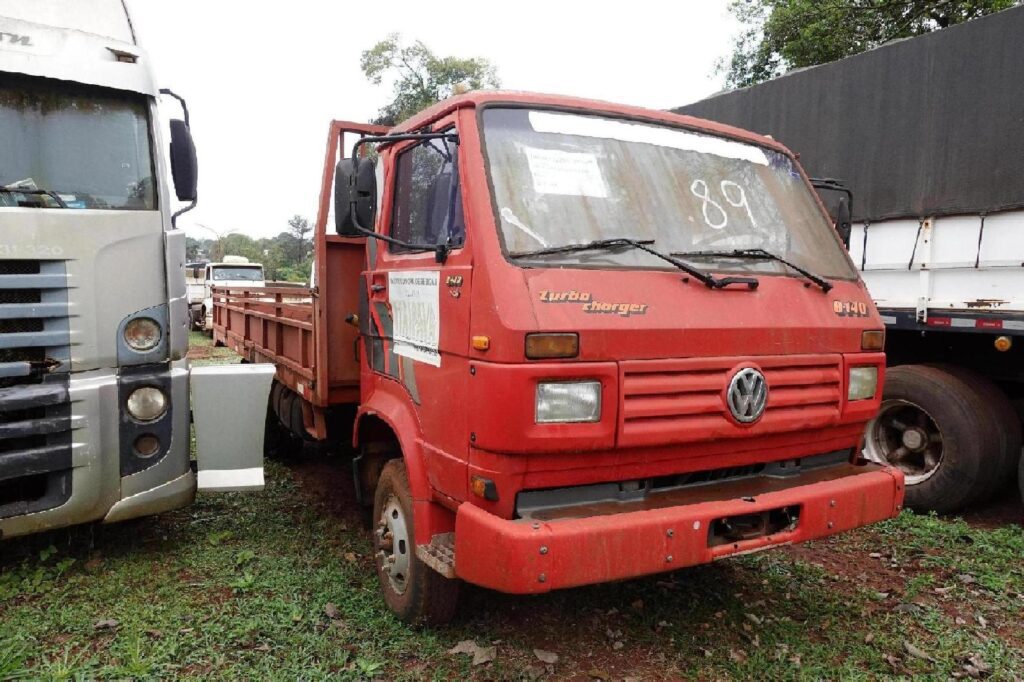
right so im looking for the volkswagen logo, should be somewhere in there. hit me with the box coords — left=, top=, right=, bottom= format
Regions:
left=727, top=367, right=768, bottom=423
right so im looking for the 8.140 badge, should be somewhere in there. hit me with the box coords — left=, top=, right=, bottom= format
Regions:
left=833, top=300, right=869, bottom=317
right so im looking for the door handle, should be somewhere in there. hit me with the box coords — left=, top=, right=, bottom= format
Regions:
left=369, top=274, right=388, bottom=300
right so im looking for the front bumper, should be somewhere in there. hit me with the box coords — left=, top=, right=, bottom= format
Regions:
left=453, top=464, right=903, bottom=594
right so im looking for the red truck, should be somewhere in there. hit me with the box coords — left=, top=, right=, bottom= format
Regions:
left=213, top=92, right=904, bottom=624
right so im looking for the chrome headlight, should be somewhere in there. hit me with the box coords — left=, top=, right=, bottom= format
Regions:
left=126, top=386, right=168, bottom=421
left=124, top=317, right=162, bottom=351
left=535, top=381, right=601, bottom=424
left=848, top=366, right=878, bottom=401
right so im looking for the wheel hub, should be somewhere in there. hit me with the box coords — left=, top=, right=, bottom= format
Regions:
left=376, top=495, right=410, bottom=595
left=901, top=427, right=927, bottom=451
left=864, top=399, right=944, bottom=485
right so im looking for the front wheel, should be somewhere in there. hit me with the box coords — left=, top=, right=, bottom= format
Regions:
left=372, top=460, right=459, bottom=625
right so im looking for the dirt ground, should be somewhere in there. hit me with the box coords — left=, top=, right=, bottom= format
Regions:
left=282, top=446, right=1024, bottom=679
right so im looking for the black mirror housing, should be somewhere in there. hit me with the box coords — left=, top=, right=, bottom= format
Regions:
left=836, top=196, right=853, bottom=248
left=168, top=119, right=198, bottom=202
left=335, top=157, right=376, bottom=236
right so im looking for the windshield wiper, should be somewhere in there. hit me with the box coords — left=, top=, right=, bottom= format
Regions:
left=510, top=238, right=757, bottom=290
left=670, top=248, right=833, bottom=293
left=509, top=237, right=654, bottom=259
left=0, top=187, right=68, bottom=208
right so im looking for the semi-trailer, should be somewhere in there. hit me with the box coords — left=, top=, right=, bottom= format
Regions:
left=676, top=5, right=1024, bottom=513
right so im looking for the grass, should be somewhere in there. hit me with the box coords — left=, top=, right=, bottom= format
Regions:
left=0, top=334, right=1021, bottom=679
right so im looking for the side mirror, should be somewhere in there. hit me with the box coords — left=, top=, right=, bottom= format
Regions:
left=335, top=157, right=376, bottom=236
left=168, top=119, right=198, bottom=202
left=836, top=196, right=852, bottom=248
left=810, top=177, right=854, bottom=250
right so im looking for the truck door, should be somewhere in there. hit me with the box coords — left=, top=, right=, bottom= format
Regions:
left=364, top=126, right=473, bottom=493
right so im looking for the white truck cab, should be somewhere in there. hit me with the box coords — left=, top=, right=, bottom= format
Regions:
left=0, top=0, right=273, bottom=539
left=186, top=256, right=265, bottom=331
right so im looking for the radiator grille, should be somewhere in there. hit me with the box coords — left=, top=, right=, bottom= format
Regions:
left=619, top=355, right=843, bottom=447
left=0, top=319, right=44, bottom=335
left=0, top=260, right=41, bottom=275
left=0, top=260, right=73, bottom=518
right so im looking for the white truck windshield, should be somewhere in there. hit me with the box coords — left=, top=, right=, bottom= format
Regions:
left=212, top=267, right=263, bottom=282
left=0, top=75, right=155, bottom=210
left=482, top=108, right=856, bottom=279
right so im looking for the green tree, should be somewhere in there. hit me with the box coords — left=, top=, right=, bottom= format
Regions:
left=285, top=215, right=312, bottom=262
left=360, top=34, right=500, bottom=126
left=723, top=0, right=1018, bottom=88
left=210, top=233, right=261, bottom=264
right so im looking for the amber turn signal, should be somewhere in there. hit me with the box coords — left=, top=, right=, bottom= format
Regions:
left=470, top=476, right=498, bottom=501
left=525, top=332, right=579, bottom=359
left=995, top=335, right=1012, bottom=352
left=471, top=335, right=490, bottom=351
left=861, top=330, right=885, bottom=351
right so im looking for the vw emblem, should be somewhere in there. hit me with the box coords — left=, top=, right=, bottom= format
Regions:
left=727, top=367, right=768, bottom=423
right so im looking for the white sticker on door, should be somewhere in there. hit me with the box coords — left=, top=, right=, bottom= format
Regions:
left=525, top=147, right=608, bottom=197
left=388, top=271, right=441, bottom=367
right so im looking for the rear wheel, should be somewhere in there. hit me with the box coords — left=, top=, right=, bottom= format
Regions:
left=926, top=364, right=1021, bottom=499
left=865, top=365, right=1002, bottom=513
left=264, top=409, right=301, bottom=459
left=372, top=460, right=459, bottom=625
left=1019, top=452, right=1024, bottom=508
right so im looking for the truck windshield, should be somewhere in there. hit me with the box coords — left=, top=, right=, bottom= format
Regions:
left=481, top=108, right=857, bottom=279
left=212, top=267, right=263, bottom=281
left=0, top=75, right=155, bottom=210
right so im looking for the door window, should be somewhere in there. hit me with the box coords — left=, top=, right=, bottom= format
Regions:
left=389, top=136, right=465, bottom=253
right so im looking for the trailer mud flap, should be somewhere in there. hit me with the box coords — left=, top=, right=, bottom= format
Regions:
left=190, top=364, right=275, bottom=491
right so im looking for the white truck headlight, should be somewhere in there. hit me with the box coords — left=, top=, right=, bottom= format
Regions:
left=535, top=381, right=601, bottom=423
left=124, top=317, right=162, bottom=351
left=848, top=366, right=878, bottom=401
left=126, top=386, right=168, bottom=421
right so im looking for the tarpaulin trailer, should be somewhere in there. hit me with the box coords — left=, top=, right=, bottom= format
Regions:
left=675, top=5, right=1024, bottom=512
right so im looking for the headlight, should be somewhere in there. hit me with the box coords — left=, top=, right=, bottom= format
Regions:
left=535, top=381, right=601, bottom=423
left=124, top=317, right=162, bottom=351
left=848, top=366, right=878, bottom=401
left=126, top=386, right=168, bottom=421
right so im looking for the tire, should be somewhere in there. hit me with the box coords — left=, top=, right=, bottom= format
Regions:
left=264, top=409, right=301, bottom=459
left=925, top=364, right=1021, bottom=499
left=864, top=365, right=1002, bottom=514
left=372, top=460, right=459, bottom=625
left=1019, top=452, right=1023, bottom=507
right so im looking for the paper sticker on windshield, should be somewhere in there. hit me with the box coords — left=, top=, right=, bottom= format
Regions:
left=525, top=147, right=608, bottom=198
left=389, top=271, right=441, bottom=367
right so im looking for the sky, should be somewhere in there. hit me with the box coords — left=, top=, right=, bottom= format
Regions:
left=125, top=1, right=741, bottom=240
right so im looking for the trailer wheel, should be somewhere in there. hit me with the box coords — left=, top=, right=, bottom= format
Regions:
left=864, top=365, right=1000, bottom=513
left=925, top=364, right=1021, bottom=499
left=372, top=460, right=459, bottom=625
left=1019, top=452, right=1024, bottom=507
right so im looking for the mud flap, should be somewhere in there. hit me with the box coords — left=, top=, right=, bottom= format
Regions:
left=190, top=364, right=275, bottom=491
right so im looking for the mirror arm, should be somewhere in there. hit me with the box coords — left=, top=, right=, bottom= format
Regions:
left=349, top=205, right=450, bottom=263
left=170, top=199, right=196, bottom=229
left=350, top=131, right=459, bottom=167
left=159, top=88, right=191, bottom=127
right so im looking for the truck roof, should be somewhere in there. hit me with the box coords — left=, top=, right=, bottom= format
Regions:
left=0, top=0, right=134, bottom=43
left=389, top=90, right=796, bottom=159
left=0, top=0, right=154, bottom=95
